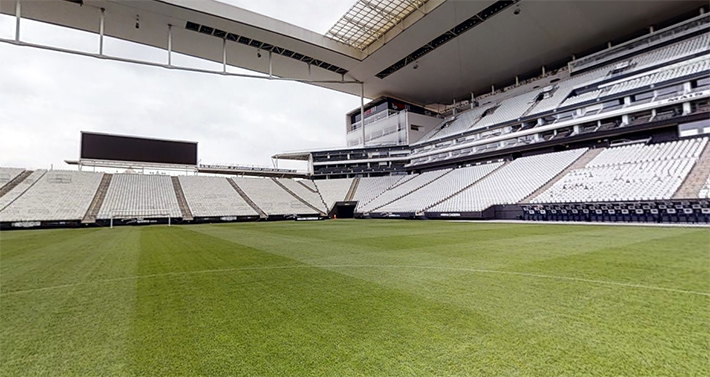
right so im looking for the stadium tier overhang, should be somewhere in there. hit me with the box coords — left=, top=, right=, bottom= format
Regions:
left=0, top=0, right=705, bottom=108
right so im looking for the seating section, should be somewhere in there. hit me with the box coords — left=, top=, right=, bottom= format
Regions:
left=314, top=178, right=353, bottom=211
left=429, top=148, right=588, bottom=212
left=604, top=57, right=709, bottom=97
left=98, top=174, right=182, bottom=219
left=631, top=32, right=710, bottom=71
left=179, top=176, right=258, bottom=217
left=424, top=104, right=496, bottom=141
left=232, top=177, right=315, bottom=215
left=275, top=178, right=327, bottom=211
left=699, top=175, right=710, bottom=199
left=377, top=162, right=504, bottom=213
left=532, top=138, right=708, bottom=203
left=474, top=91, right=539, bottom=129
left=352, top=176, right=405, bottom=208
left=0, top=168, right=25, bottom=187
left=0, top=171, right=103, bottom=222
left=358, top=170, right=452, bottom=213
left=0, top=170, right=46, bottom=211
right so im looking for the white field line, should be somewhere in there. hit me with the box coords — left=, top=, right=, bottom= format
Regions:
left=2, top=264, right=709, bottom=298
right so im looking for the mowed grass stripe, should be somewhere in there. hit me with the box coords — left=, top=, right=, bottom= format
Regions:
left=1, top=227, right=142, bottom=377
left=0, top=221, right=708, bottom=376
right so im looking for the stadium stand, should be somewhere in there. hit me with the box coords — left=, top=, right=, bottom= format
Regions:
left=97, top=174, right=182, bottom=219
left=82, top=174, right=112, bottom=223
left=232, top=177, right=317, bottom=216
left=0, top=171, right=103, bottom=222
left=428, top=149, right=588, bottom=213
left=351, top=175, right=407, bottom=209
left=376, top=162, right=504, bottom=213
left=0, top=170, right=46, bottom=211
left=179, top=176, right=258, bottom=217
left=532, top=138, right=707, bottom=203
left=358, top=169, right=452, bottom=213
left=274, top=178, right=327, bottom=212
left=313, top=178, right=354, bottom=211
left=0, top=168, right=25, bottom=188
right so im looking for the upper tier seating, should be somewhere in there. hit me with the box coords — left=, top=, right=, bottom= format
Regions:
left=0, top=168, right=25, bottom=187
left=275, top=178, right=327, bottom=212
left=423, top=104, right=496, bottom=141
left=377, top=162, right=504, bottom=213
left=631, top=32, right=710, bottom=71
left=603, top=57, right=709, bottom=98
left=0, top=171, right=103, bottom=222
left=313, top=178, right=353, bottom=211
left=232, top=177, right=315, bottom=215
left=352, top=175, right=406, bottom=208
left=358, top=169, right=451, bottom=213
left=429, top=148, right=588, bottom=212
left=532, top=138, right=708, bottom=203
left=179, top=176, right=258, bottom=217
left=0, top=170, right=46, bottom=211
left=97, top=174, right=182, bottom=219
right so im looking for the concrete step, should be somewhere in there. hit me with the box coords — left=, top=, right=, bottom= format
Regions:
left=674, top=139, right=710, bottom=199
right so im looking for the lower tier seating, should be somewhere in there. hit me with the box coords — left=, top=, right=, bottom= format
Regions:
left=532, top=138, right=707, bottom=203
left=98, top=174, right=182, bottom=219
left=0, top=171, right=103, bottom=222
left=428, top=148, right=588, bottom=212
left=232, top=177, right=316, bottom=216
left=179, top=176, right=258, bottom=217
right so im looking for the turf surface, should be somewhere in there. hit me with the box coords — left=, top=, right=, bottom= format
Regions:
left=1, top=220, right=708, bottom=376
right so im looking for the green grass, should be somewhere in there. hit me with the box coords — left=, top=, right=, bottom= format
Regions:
left=1, top=220, right=708, bottom=376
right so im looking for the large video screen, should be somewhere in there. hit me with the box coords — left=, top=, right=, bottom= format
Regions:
left=81, top=132, right=197, bottom=165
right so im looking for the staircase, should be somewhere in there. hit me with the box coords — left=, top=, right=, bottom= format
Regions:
left=82, top=174, right=112, bottom=224
left=674, top=141, right=710, bottom=199
left=227, top=178, right=267, bottom=218
left=0, top=170, right=32, bottom=198
left=171, top=176, right=194, bottom=221
left=272, top=178, right=326, bottom=216
left=422, top=162, right=507, bottom=211
left=520, top=147, right=605, bottom=203
left=297, top=180, right=318, bottom=193
left=344, top=178, right=360, bottom=201
left=310, top=180, right=330, bottom=211
left=367, top=170, right=454, bottom=213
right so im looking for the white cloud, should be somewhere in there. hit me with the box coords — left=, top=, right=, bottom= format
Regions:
left=0, top=1, right=361, bottom=171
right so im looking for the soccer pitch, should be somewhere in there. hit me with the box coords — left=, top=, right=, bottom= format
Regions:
left=1, top=220, right=708, bottom=376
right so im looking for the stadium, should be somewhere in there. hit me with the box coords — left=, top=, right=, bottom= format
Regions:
left=1, top=0, right=709, bottom=376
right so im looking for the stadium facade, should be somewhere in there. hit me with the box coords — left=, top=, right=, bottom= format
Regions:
left=0, top=0, right=709, bottom=228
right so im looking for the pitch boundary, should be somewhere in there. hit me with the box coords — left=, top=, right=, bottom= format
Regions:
left=3, top=264, right=708, bottom=298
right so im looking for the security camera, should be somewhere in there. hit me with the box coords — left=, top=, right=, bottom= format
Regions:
left=513, top=7, right=521, bottom=15
left=413, top=63, right=419, bottom=69
left=257, top=50, right=262, bottom=58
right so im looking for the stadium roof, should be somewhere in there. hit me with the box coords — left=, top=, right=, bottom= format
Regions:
left=325, top=0, right=429, bottom=51
left=1, top=0, right=705, bottom=107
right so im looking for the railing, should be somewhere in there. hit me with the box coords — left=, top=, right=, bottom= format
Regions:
left=199, top=164, right=297, bottom=173
left=570, top=13, right=710, bottom=73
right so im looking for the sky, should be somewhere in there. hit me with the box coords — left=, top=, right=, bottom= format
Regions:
left=0, top=0, right=360, bottom=171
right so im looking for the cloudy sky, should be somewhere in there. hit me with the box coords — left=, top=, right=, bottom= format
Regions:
left=0, top=0, right=361, bottom=171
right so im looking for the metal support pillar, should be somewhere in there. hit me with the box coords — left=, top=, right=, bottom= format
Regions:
left=15, top=0, right=21, bottom=42
left=470, top=92, right=474, bottom=109
left=222, top=38, right=227, bottom=73
left=167, top=24, right=172, bottom=66
left=268, top=51, right=273, bottom=78
left=99, top=8, right=105, bottom=55
left=453, top=99, right=457, bottom=115
left=360, top=83, right=365, bottom=148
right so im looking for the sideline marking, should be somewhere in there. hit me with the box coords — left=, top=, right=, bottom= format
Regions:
left=2, top=264, right=709, bottom=297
